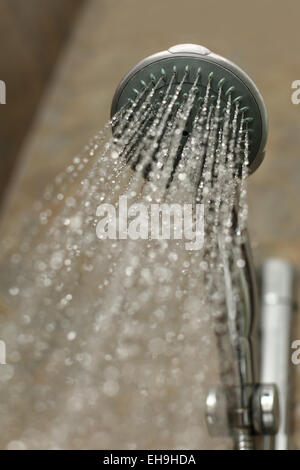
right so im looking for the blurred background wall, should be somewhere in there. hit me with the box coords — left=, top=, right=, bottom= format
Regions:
left=0, top=0, right=83, bottom=204
left=0, top=0, right=299, bottom=447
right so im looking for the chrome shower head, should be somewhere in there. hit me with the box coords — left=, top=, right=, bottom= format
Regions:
left=111, top=44, right=268, bottom=174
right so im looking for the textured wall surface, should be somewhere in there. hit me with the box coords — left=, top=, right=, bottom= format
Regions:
left=0, top=0, right=299, bottom=449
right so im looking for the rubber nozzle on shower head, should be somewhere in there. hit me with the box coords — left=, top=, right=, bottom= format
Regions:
left=111, top=44, right=268, bottom=174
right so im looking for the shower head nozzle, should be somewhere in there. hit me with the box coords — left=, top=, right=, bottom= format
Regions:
left=111, top=44, right=268, bottom=174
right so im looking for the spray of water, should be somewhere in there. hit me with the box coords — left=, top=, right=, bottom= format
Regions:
left=0, top=75, right=249, bottom=449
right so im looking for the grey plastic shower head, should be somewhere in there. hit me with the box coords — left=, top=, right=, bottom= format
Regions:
left=111, top=44, right=268, bottom=174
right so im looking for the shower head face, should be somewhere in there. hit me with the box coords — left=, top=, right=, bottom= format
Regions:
left=111, top=44, right=268, bottom=174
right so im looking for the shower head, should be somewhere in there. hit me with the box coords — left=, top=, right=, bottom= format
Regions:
left=111, top=44, right=268, bottom=174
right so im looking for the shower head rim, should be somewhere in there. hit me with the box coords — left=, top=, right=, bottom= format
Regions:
left=111, top=44, right=268, bottom=174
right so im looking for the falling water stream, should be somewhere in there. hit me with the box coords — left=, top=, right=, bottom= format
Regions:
left=0, top=72, right=249, bottom=449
